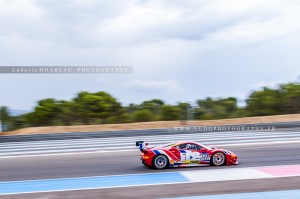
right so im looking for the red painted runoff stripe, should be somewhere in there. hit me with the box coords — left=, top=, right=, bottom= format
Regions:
left=257, top=165, right=300, bottom=177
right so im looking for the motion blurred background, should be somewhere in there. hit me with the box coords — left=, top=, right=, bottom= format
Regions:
left=1, top=83, right=300, bottom=131
left=1, top=1, right=300, bottom=199
left=0, top=0, right=300, bottom=132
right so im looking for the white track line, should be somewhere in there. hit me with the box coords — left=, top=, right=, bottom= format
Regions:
left=1, top=131, right=299, bottom=147
left=1, top=136, right=300, bottom=154
left=1, top=139, right=300, bottom=159
left=1, top=131, right=300, bottom=150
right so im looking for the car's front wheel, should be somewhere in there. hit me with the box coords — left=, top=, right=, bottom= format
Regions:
left=211, top=152, right=226, bottom=166
left=153, top=155, right=168, bottom=169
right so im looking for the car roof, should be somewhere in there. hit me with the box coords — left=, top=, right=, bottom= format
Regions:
left=172, top=141, right=201, bottom=146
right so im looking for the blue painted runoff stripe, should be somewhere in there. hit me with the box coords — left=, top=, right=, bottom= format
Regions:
left=161, top=189, right=300, bottom=199
left=0, top=172, right=188, bottom=195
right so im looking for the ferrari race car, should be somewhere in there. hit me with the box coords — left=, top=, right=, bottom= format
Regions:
left=136, top=141, right=238, bottom=169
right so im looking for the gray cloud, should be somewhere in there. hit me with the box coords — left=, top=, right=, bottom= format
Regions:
left=0, top=0, right=300, bottom=109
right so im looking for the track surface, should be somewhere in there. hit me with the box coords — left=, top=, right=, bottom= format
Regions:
left=1, top=143, right=300, bottom=181
left=2, top=130, right=300, bottom=157
left=2, top=177, right=299, bottom=199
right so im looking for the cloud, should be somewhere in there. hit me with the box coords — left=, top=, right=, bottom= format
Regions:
left=1, top=0, right=300, bottom=109
left=127, top=79, right=180, bottom=93
left=252, top=80, right=290, bottom=90
left=3, top=0, right=299, bottom=48
left=204, top=16, right=300, bottom=47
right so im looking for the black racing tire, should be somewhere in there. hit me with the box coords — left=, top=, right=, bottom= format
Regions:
left=210, top=152, right=226, bottom=166
left=152, top=155, right=169, bottom=169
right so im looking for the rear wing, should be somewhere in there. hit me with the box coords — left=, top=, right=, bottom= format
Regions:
left=136, top=141, right=147, bottom=151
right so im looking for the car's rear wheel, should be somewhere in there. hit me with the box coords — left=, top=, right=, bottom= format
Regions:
left=153, top=155, right=168, bottom=169
left=211, top=152, right=226, bottom=166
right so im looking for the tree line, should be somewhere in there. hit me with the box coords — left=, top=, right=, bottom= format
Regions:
left=1, top=82, right=299, bottom=131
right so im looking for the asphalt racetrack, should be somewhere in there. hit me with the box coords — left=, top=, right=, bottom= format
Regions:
left=1, top=142, right=300, bottom=198
left=1, top=143, right=300, bottom=181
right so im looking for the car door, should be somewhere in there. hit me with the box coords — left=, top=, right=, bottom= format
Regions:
left=185, top=143, right=202, bottom=164
left=194, top=145, right=210, bottom=164
left=176, top=143, right=197, bottom=164
left=177, top=143, right=210, bottom=164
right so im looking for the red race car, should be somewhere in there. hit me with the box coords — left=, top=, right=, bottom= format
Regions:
left=136, top=141, right=238, bottom=169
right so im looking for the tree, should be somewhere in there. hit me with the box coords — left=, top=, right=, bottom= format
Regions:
left=0, top=106, right=10, bottom=131
left=54, top=100, right=77, bottom=125
left=117, top=112, right=132, bottom=123
left=0, top=106, right=10, bottom=123
left=73, top=91, right=122, bottom=124
left=132, top=110, right=154, bottom=122
left=195, top=97, right=238, bottom=119
left=245, top=83, right=300, bottom=116
left=161, top=105, right=179, bottom=121
left=34, top=98, right=61, bottom=126
left=280, top=83, right=300, bottom=114
left=126, top=103, right=140, bottom=114
left=140, top=99, right=165, bottom=115
left=5, top=81, right=300, bottom=130
left=23, top=112, right=38, bottom=127
left=177, top=102, right=190, bottom=121
left=246, top=87, right=282, bottom=116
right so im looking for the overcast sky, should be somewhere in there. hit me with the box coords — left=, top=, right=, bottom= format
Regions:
left=0, top=0, right=300, bottom=110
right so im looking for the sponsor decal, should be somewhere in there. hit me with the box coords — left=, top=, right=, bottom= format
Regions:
left=164, top=150, right=180, bottom=161
left=180, top=151, right=210, bottom=162
left=200, top=153, right=210, bottom=161
left=184, top=160, right=191, bottom=164
left=153, top=150, right=160, bottom=155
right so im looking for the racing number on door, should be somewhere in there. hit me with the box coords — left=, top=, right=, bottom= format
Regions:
left=180, top=151, right=209, bottom=162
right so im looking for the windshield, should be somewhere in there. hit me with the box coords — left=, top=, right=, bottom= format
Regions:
left=163, top=142, right=177, bottom=147
left=203, top=145, right=212, bottom=150
left=163, top=142, right=213, bottom=150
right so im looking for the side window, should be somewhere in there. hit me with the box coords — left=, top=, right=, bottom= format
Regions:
left=195, top=144, right=202, bottom=150
left=186, top=144, right=201, bottom=150
left=178, top=144, right=187, bottom=149
left=176, top=143, right=201, bottom=150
